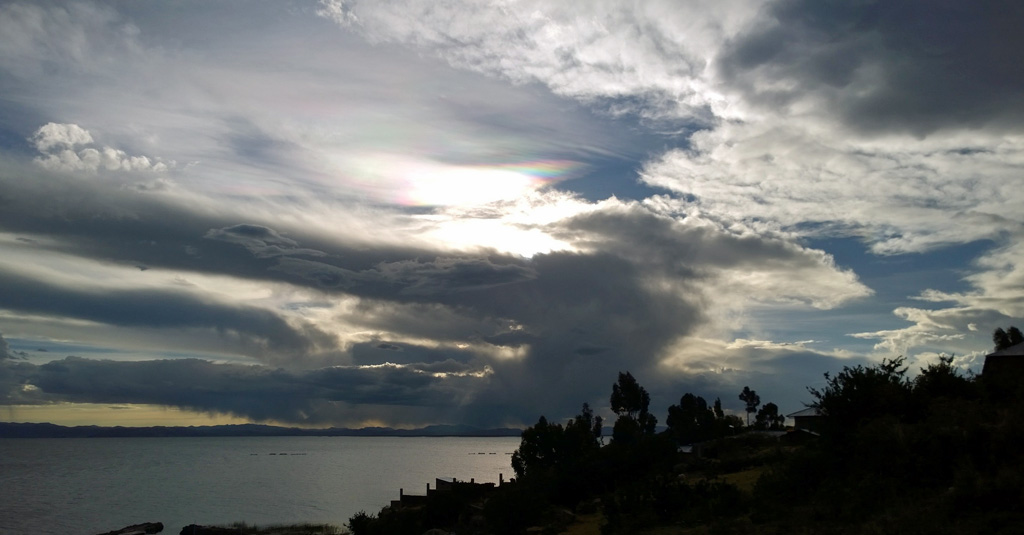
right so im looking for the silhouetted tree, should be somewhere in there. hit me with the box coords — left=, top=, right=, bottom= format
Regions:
left=993, top=326, right=1024, bottom=350
left=564, top=402, right=603, bottom=447
left=713, top=397, right=725, bottom=420
left=739, top=386, right=760, bottom=426
left=914, top=354, right=976, bottom=400
left=511, top=402, right=604, bottom=482
left=809, top=356, right=913, bottom=436
left=666, top=393, right=716, bottom=444
left=754, top=402, right=785, bottom=430
left=511, top=415, right=563, bottom=480
left=610, top=371, right=657, bottom=444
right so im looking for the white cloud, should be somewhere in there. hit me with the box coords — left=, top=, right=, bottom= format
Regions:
left=319, top=0, right=758, bottom=124
left=641, top=124, right=1024, bottom=254
left=30, top=122, right=94, bottom=151
left=852, top=239, right=1024, bottom=359
left=31, top=123, right=172, bottom=173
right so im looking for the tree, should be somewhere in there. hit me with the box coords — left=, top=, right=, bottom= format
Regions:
left=563, top=402, right=603, bottom=451
left=610, top=371, right=657, bottom=444
left=511, top=403, right=604, bottom=481
left=809, top=356, right=913, bottom=435
left=993, top=326, right=1024, bottom=351
left=511, top=415, right=564, bottom=480
left=739, top=386, right=760, bottom=426
left=914, top=354, right=975, bottom=400
left=754, top=402, right=785, bottom=430
left=666, top=393, right=716, bottom=444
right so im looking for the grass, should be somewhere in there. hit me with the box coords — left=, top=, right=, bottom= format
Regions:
left=718, top=466, right=766, bottom=493
left=560, top=512, right=603, bottom=535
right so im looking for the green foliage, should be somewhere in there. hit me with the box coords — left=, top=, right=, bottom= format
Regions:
left=511, top=404, right=602, bottom=480
left=738, top=387, right=760, bottom=426
left=751, top=353, right=1024, bottom=533
left=610, top=371, right=657, bottom=445
left=666, top=393, right=742, bottom=444
left=352, top=361, right=1024, bottom=535
left=346, top=511, right=378, bottom=535
left=753, top=402, right=784, bottom=430
left=482, top=481, right=546, bottom=535
left=511, top=415, right=563, bottom=480
left=809, top=356, right=913, bottom=436
left=666, top=393, right=715, bottom=444
left=993, top=326, right=1024, bottom=350
left=510, top=404, right=604, bottom=507
left=915, top=354, right=977, bottom=400
left=601, top=476, right=748, bottom=535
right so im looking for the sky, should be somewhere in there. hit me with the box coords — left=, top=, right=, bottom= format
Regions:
left=1, top=0, right=1022, bottom=429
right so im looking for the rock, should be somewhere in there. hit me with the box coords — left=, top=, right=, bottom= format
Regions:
left=96, top=522, right=164, bottom=535
left=178, top=525, right=241, bottom=535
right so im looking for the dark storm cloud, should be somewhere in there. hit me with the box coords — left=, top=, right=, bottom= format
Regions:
left=0, top=163, right=704, bottom=422
left=553, top=204, right=826, bottom=273
left=7, top=356, right=484, bottom=424
left=0, top=158, right=872, bottom=425
left=269, top=255, right=537, bottom=296
left=0, top=269, right=334, bottom=360
left=205, top=224, right=327, bottom=259
left=349, top=340, right=475, bottom=367
left=373, top=257, right=537, bottom=296
left=719, top=0, right=1024, bottom=135
left=0, top=163, right=534, bottom=301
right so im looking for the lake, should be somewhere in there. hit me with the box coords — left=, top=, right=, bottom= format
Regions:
left=0, top=436, right=521, bottom=535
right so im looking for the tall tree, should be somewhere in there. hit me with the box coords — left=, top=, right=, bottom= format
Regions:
left=610, top=371, right=657, bottom=444
left=564, top=402, right=603, bottom=451
left=754, top=402, right=785, bottom=430
left=666, top=393, right=716, bottom=444
left=993, top=326, right=1024, bottom=350
left=739, top=386, right=761, bottom=426
left=511, top=415, right=563, bottom=480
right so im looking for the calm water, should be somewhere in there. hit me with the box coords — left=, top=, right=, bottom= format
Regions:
left=0, top=436, right=520, bottom=535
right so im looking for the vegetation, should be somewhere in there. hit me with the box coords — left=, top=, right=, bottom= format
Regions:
left=182, top=523, right=344, bottom=535
left=348, top=326, right=1024, bottom=535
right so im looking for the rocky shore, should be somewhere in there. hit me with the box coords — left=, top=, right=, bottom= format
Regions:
left=96, top=523, right=164, bottom=535
left=96, top=522, right=342, bottom=535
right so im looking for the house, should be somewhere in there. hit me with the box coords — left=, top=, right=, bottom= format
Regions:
left=982, top=341, right=1024, bottom=377
left=390, top=477, right=499, bottom=509
left=786, top=407, right=823, bottom=433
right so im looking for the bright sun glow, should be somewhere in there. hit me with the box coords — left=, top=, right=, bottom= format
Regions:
left=403, top=167, right=539, bottom=206
left=332, top=153, right=586, bottom=207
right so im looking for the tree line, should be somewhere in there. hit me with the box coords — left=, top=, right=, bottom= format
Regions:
left=349, top=326, right=1024, bottom=534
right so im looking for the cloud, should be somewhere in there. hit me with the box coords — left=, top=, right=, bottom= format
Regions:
left=2, top=1, right=1022, bottom=429
left=0, top=266, right=338, bottom=366
left=0, top=150, right=882, bottom=424
left=0, top=332, right=12, bottom=360
left=0, top=1, right=140, bottom=79
left=849, top=238, right=1024, bottom=360
left=318, top=0, right=751, bottom=127
left=30, top=123, right=173, bottom=173
left=205, top=224, right=327, bottom=259
left=551, top=200, right=871, bottom=308
left=640, top=123, right=1024, bottom=255
left=8, top=356, right=489, bottom=426
left=716, top=0, right=1024, bottom=136
left=30, top=123, right=94, bottom=151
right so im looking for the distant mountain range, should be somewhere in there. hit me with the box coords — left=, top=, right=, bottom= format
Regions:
left=0, top=421, right=524, bottom=439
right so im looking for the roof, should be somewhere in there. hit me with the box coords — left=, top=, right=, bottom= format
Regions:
left=786, top=407, right=822, bottom=418
left=987, top=341, right=1024, bottom=358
